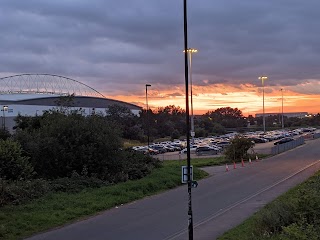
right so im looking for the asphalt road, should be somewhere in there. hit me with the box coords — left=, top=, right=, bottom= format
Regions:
left=26, top=138, right=320, bottom=240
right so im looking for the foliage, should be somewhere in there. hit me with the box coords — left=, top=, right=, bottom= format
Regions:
left=0, top=178, right=50, bottom=207
left=0, top=129, right=11, bottom=140
left=0, top=139, right=34, bottom=180
left=170, top=129, right=180, bottom=141
left=106, top=104, right=142, bottom=140
left=280, top=220, right=318, bottom=240
left=14, top=110, right=123, bottom=180
left=0, top=175, right=108, bottom=207
left=224, top=135, right=255, bottom=162
left=0, top=161, right=208, bottom=240
left=142, top=105, right=186, bottom=140
left=205, top=107, right=246, bottom=128
left=218, top=171, right=320, bottom=240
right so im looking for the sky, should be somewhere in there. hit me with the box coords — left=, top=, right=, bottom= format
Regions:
left=1, top=0, right=320, bottom=116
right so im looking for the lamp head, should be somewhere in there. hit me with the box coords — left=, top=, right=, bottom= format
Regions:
left=146, top=84, right=151, bottom=87
left=258, top=76, right=268, bottom=81
left=183, top=48, right=198, bottom=53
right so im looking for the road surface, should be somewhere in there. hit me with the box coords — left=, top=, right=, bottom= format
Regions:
left=26, top=138, right=320, bottom=240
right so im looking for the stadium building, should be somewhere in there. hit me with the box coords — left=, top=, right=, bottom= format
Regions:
left=0, top=74, right=142, bottom=131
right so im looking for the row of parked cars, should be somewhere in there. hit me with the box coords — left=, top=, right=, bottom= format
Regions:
left=132, top=127, right=318, bottom=155
left=132, top=142, right=185, bottom=155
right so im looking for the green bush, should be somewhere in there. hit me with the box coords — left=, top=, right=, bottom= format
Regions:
left=0, top=129, right=11, bottom=140
left=280, top=220, right=318, bottom=240
left=14, top=111, right=123, bottom=180
left=49, top=174, right=108, bottom=193
left=0, top=178, right=49, bottom=206
left=253, top=199, right=296, bottom=236
left=0, top=176, right=108, bottom=207
left=224, top=135, right=254, bottom=162
left=0, top=139, right=34, bottom=180
left=122, top=150, right=161, bottom=180
left=252, top=172, right=320, bottom=239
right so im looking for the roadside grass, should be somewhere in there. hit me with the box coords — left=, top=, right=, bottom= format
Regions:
left=0, top=158, right=212, bottom=240
left=218, top=170, right=320, bottom=240
left=0, top=155, right=269, bottom=240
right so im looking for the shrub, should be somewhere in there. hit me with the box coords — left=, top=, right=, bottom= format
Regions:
left=0, top=139, right=34, bottom=180
left=14, top=111, right=123, bottom=180
left=0, top=178, right=49, bottom=206
left=224, top=135, right=254, bottom=162
left=280, top=220, right=318, bottom=240
left=0, top=176, right=108, bottom=207
left=253, top=199, right=296, bottom=236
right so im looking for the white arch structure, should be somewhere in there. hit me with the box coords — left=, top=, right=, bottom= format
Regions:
left=0, top=74, right=106, bottom=98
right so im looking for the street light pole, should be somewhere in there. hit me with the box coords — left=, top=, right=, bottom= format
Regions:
left=146, top=84, right=151, bottom=149
left=258, top=76, right=268, bottom=133
left=184, top=48, right=198, bottom=145
left=2, top=106, right=8, bottom=130
left=183, top=1, right=194, bottom=239
left=281, top=88, right=284, bottom=129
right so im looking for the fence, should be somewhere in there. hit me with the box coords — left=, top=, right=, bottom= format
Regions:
left=271, top=137, right=304, bottom=155
left=313, top=133, right=320, bottom=139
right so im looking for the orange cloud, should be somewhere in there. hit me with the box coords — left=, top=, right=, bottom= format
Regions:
left=108, top=82, right=320, bottom=116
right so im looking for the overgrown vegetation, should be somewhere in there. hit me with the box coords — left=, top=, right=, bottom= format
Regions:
left=218, top=171, right=320, bottom=240
left=1, top=101, right=161, bottom=207
left=0, top=159, right=213, bottom=240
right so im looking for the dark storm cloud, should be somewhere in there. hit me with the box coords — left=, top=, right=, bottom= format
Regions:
left=1, top=0, right=320, bottom=95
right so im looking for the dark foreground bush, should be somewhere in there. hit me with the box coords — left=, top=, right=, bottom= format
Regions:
left=0, top=176, right=108, bottom=207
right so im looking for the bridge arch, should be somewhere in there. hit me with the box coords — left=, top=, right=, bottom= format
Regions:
left=0, top=73, right=106, bottom=98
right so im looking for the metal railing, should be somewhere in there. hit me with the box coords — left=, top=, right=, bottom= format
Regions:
left=313, top=133, right=320, bottom=139
left=271, top=137, right=304, bottom=155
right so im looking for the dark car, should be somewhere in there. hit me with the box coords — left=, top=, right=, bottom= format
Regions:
left=195, top=146, right=218, bottom=156
left=274, top=137, right=294, bottom=145
left=150, top=145, right=167, bottom=154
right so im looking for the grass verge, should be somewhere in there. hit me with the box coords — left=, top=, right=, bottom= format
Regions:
left=0, top=157, right=225, bottom=240
left=218, top=170, right=320, bottom=240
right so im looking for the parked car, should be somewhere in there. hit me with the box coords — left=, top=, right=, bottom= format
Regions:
left=195, top=146, right=218, bottom=156
left=249, top=137, right=268, bottom=143
left=180, top=145, right=198, bottom=154
left=274, top=137, right=294, bottom=145
left=150, top=145, right=167, bottom=154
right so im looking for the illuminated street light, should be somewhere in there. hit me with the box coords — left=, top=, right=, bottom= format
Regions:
left=258, top=76, right=268, bottom=132
left=280, top=88, right=284, bottom=129
left=183, top=48, right=198, bottom=145
left=183, top=1, right=194, bottom=239
left=2, top=105, right=8, bottom=130
left=145, top=84, right=151, bottom=149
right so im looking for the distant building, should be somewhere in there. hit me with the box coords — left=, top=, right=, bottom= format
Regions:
left=0, top=74, right=142, bottom=132
left=255, top=112, right=308, bottom=118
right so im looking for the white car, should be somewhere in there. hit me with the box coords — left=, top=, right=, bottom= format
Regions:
left=180, top=145, right=198, bottom=154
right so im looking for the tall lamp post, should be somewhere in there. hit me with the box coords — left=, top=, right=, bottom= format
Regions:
left=183, top=0, right=194, bottom=239
left=2, top=105, right=8, bottom=130
left=145, top=84, right=151, bottom=149
left=258, top=76, right=268, bottom=133
left=184, top=48, right=198, bottom=145
left=281, top=88, right=284, bottom=129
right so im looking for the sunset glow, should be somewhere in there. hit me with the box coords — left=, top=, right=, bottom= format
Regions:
left=110, top=81, right=320, bottom=117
